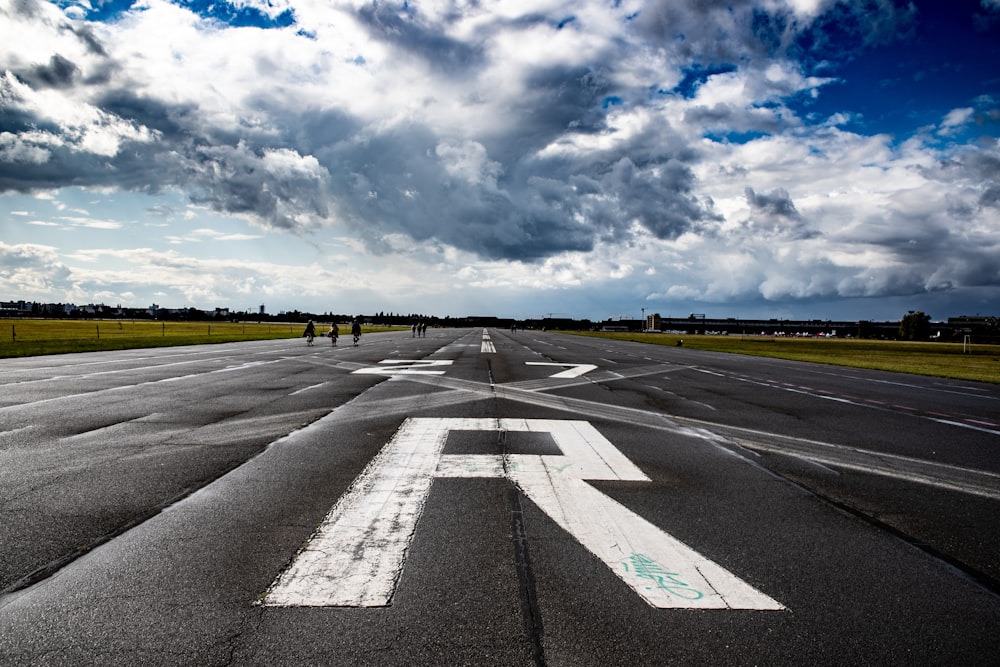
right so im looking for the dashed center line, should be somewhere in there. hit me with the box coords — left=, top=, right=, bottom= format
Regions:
left=481, top=328, right=496, bottom=354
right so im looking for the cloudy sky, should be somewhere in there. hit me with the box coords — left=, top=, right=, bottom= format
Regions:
left=1, top=0, right=998, bottom=321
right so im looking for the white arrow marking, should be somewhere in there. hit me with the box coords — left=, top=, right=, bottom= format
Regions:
left=525, top=361, right=598, bottom=378
left=262, top=418, right=783, bottom=610
left=352, top=360, right=453, bottom=375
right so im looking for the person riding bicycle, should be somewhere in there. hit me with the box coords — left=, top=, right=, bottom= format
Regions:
left=351, top=319, right=362, bottom=346
left=303, top=320, right=316, bottom=346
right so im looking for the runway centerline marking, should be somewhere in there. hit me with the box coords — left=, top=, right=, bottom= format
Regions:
left=481, top=328, right=496, bottom=354
left=261, top=417, right=783, bottom=611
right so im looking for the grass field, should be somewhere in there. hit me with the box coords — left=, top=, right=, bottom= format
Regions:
left=561, top=331, right=1000, bottom=384
left=0, top=319, right=395, bottom=358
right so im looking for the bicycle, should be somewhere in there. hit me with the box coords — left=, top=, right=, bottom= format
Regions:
left=350, top=320, right=361, bottom=346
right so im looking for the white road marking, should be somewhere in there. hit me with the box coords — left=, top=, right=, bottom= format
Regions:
left=352, top=360, right=454, bottom=376
left=481, top=328, right=496, bottom=353
left=525, top=362, right=598, bottom=378
left=263, top=417, right=455, bottom=607
left=262, top=418, right=783, bottom=610
left=290, top=382, right=327, bottom=395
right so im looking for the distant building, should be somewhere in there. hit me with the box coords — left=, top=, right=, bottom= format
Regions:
left=0, top=300, right=32, bottom=316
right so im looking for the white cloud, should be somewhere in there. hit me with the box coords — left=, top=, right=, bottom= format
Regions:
left=939, top=107, right=975, bottom=136
left=60, top=216, right=122, bottom=229
left=435, top=139, right=502, bottom=188
left=0, top=0, right=997, bottom=319
left=0, top=241, right=71, bottom=299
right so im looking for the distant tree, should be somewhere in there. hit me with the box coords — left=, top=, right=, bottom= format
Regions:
left=899, top=311, right=931, bottom=340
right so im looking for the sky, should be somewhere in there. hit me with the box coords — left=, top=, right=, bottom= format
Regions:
left=1, top=0, right=999, bottom=322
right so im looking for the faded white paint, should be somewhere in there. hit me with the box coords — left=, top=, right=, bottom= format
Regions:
left=525, top=361, right=598, bottom=378
left=481, top=329, right=496, bottom=353
left=263, top=417, right=459, bottom=607
left=352, top=360, right=453, bottom=375
left=262, top=418, right=783, bottom=610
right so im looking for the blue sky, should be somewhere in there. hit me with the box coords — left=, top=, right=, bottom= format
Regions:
left=1, top=0, right=998, bottom=321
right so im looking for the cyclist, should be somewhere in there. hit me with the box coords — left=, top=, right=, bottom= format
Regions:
left=303, top=320, right=316, bottom=346
left=351, top=319, right=362, bottom=346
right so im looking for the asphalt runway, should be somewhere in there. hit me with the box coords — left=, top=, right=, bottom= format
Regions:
left=1, top=328, right=998, bottom=665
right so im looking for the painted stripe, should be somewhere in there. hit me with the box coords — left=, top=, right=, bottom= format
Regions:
left=262, top=418, right=465, bottom=607
left=525, top=362, right=598, bottom=378
left=262, top=418, right=783, bottom=610
left=481, top=328, right=496, bottom=353
left=290, top=382, right=327, bottom=395
left=353, top=360, right=453, bottom=375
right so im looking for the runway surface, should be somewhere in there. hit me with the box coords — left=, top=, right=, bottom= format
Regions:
left=1, top=328, right=998, bottom=665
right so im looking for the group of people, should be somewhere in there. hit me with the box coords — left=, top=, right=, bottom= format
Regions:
left=304, top=318, right=437, bottom=347
left=303, top=319, right=362, bottom=346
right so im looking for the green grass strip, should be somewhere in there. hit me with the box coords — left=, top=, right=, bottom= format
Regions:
left=560, top=331, right=1000, bottom=384
left=0, top=320, right=400, bottom=358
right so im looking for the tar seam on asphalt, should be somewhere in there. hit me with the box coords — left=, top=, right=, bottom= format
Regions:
left=743, top=451, right=1000, bottom=602
left=0, top=483, right=201, bottom=598
left=500, top=430, right=546, bottom=666
left=817, top=492, right=1000, bottom=601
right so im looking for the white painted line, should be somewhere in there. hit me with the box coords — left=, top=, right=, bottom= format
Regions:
left=263, top=418, right=783, bottom=610
left=352, top=360, right=454, bottom=376
left=525, top=362, right=598, bottom=378
left=290, top=382, right=327, bottom=395
left=262, top=417, right=464, bottom=607
left=481, top=328, right=496, bottom=354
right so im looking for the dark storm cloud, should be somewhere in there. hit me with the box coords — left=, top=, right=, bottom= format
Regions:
left=182, top=141, right=331, bottom=230
left=356, top=1, right=485, bottom=74
left=0, top=0, right=739, bottom=262
left=65, top=20, right=108, bottom=56
left=745, top=186, right=800, bottom=219
left=334, top=132, right=714, bottom=260
left=24, top=53, right=79, bottom=88
left=317, top=124, right=596, bottom=260
left=589, top=157, right=717, bottom=240
left=96, top=89, right=198, bottom=138
left=634, top=0, right=766, bottom=61
left=744, top=187, right=818, bottom=240
left=924, top=147, right=1000, bottom=211
left=981, top=186, right=1000, bottom=208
